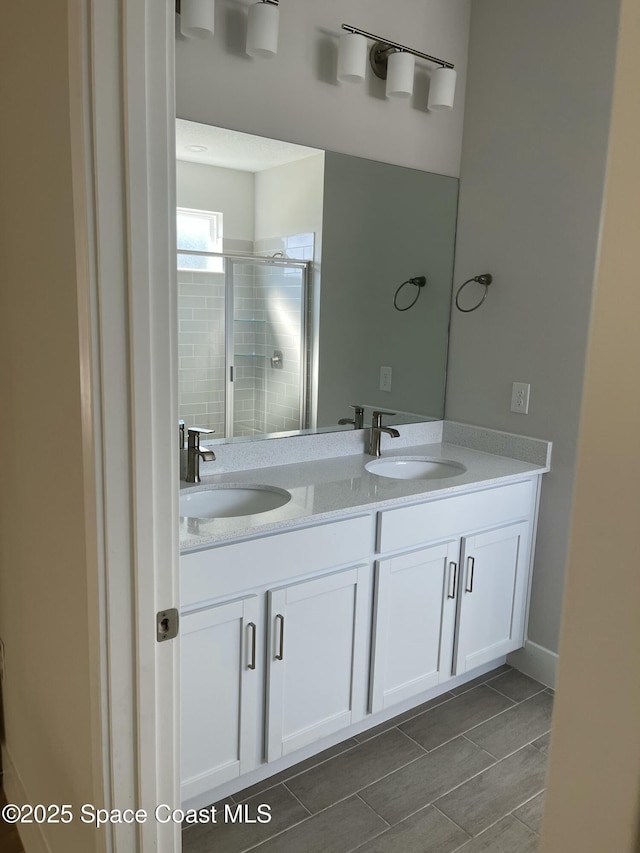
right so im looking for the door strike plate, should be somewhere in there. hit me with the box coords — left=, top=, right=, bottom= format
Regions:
left=157, top=608, right=179, bottom=642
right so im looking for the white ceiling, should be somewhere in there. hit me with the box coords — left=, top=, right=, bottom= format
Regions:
left=176, top=119, right=322, bottom=172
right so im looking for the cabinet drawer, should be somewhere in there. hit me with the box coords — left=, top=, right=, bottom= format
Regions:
left=377, top=480, right=535, bottom=554
left=181, top=514, right=371, bottom=607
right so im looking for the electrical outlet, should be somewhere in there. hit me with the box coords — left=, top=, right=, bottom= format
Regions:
left=379, top=366, right=393, bottom=392
left=511, top=382, right=531, bottom=414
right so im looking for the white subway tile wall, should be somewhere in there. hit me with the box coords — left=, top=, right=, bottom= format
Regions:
left=177, top=269, right=226, bottom=436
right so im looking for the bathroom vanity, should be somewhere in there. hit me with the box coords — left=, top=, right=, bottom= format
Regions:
left=178, top=422, right=551, bottom=809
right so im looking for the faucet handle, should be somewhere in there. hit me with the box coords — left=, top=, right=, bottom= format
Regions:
left=187, top=426, right=215, bottom=447
left=185, top=428, right=216, bottom=482
left=338, top=404, right=365, bottom=429
left=351, top=405, right=365, bottom=429
left=372, top=410, right=396, bottom=426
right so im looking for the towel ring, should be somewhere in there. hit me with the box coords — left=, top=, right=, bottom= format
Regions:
left=455, top=274, right=493, bottom=313
left=394, top=276, right=426, bottom=312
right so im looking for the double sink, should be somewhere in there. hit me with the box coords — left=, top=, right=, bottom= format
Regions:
left=179, top=457, right=466, bottom=521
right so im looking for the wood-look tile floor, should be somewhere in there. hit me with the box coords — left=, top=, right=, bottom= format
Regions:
left=183, top=666, right=552, bottom=853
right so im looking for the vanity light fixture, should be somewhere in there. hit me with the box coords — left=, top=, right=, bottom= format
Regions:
left=338, top=24, right=456, bottom=110
left=177, top=0, right=215, bottom=39
left=337, top=31, right=368, bottom=83
left=246, top=0, right=280, bottom=59
left=386, top=51, right=415, bottom=99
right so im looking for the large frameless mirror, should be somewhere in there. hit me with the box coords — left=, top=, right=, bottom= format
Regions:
left=176, top=120, right=459, bottom=443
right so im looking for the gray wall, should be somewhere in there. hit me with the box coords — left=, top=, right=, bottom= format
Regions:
left=446, top=0, right=620, bottom=653
left=319, top=152, right=458, bottom=426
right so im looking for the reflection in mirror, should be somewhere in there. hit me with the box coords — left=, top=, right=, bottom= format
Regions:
left=176, top=120, right=458, bottom=444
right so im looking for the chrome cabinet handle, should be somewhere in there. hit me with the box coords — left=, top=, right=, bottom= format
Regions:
left=275, top=614, right=284, bottom=660
left=447, top=561, right=458, bottom=599
left=465, top=556, right=475, bottom=593
left=247, top=622, right=257, bottom=670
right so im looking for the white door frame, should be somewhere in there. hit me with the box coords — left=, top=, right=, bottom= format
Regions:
left=85, top=0, right=179, bottom=849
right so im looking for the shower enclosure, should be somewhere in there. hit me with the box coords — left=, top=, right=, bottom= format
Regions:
left=177, top=251, right=310, bottom=439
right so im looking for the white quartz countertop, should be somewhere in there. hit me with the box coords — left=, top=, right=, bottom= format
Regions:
left=179, top=436, right=550, bottom=553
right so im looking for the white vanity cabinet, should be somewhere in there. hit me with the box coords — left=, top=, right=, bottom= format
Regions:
left=370, top=479, right=538, bottom=713
left=181, top=595, right=260, bottom=801
left=454, top=521, right=530, bottom=673
left=265, top=564, right=370, bottom=762
left=179, top=515, right=372, bottom=805
left=370, top=541, right=460, bottom=713
left=179, top=472, right=543, bottom=807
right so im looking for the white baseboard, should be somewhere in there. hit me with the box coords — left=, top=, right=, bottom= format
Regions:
left=508, top=640, right=559, bottom=688
left=1, top=745, right=51, bottom=853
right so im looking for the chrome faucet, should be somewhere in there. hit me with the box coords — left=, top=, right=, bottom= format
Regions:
left=368, top=410, right=400, bottom=457
left=186, top=427, right=216, bottom=483
left=338, top=404, right=365, bottom=429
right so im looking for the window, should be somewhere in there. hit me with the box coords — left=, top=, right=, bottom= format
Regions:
left=177, top=207, right=223, bottom=271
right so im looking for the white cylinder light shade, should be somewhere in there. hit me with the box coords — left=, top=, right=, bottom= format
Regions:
left=180, top=0, right=215, bottom=39
left=337, top=32, right=368, bottom=83
left=246, top=2, right=280, bottom=59
left=386, top=51, right=415, bottom=99
left=428, top=67, right=457, bottom=110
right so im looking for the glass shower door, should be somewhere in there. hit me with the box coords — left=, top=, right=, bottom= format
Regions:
left=225, top=257, right=309, bottom=438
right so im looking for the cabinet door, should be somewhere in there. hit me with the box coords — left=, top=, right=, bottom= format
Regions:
left=181, top=596, right=259, bottom=801
left=454, top=522, right=530, bottom=675
left=370, top=541, right=459, bottom=714
left=266, top=566, right=370, bottom=762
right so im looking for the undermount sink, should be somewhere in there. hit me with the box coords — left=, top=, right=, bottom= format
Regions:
left=366, top=456, right=466, bottom=481
left=180, top=485, right=291, bottom=519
